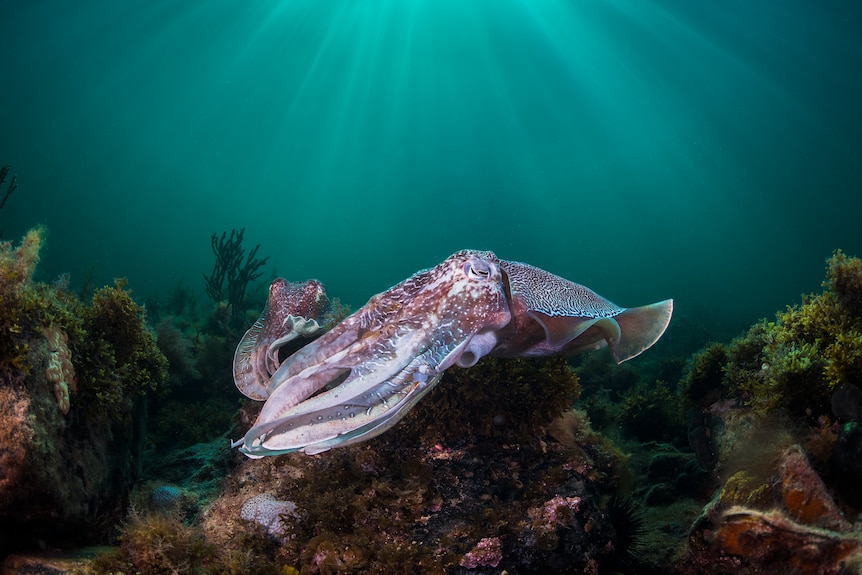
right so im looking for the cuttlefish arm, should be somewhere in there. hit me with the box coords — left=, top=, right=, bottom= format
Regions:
left=233, top=251, right=512, bottom=457
left=493, top=260, right=673, bottom=363
left=240, top=343, right=452, bottom=456
left=233, top=278, right=329, bottom=400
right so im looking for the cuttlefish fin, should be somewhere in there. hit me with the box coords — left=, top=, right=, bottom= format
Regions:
left=613, top=299, right=673, bottom=362
left=233, top=314, right=326, bottom=401
left=527, top=299, right=673, bottom=364
left=527, top=313, right=615, bottom=349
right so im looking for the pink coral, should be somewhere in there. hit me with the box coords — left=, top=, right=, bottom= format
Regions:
left=528, top=495, right=583, bottom=551
left=538, top=495, right=582, bottom=526
left=460, top=537, right=503, bottom=569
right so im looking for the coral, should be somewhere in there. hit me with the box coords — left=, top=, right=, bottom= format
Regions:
left=240, top=494, right=299, bottom=543
left=42, top=326, right=75, bottom=414
left=459, top=536, right=503, bottom=568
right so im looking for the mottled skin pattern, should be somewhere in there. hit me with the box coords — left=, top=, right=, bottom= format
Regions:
left=493, top=260, right=672, bottom=363
left=233, top=279, right=330, bottom=401
left=233, top=250, right=673, bottom=456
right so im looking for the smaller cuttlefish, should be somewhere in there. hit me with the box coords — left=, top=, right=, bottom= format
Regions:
left=232, top=250, right=673, bottom=457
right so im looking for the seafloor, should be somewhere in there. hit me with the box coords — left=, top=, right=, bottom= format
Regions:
left=2, top=227, right=862, bottom=575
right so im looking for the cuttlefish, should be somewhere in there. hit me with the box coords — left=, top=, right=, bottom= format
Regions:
left=232, top=250, right=672, bottom=457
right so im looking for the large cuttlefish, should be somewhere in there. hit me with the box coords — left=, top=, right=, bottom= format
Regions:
left=232, top=250, right=672, bottom=457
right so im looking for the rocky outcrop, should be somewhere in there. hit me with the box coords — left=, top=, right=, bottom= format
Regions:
left=0, top=332, right=144, bottom=554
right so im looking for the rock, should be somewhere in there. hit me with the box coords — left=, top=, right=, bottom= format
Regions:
left=778, top=445, right=850, bottom=532
left=683, top=444, right=860, bottom=574
left=0, top=336, right=143, bottom=553
left=831, top=421, right=862, bottom=507
left=646, top=451, right=691, bottom=484
left=2, top=547, right=109, bottom=575
left=644, top=483, right=677, bottom=506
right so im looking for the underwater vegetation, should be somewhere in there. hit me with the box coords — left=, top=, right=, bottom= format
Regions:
left=0, top=227, right=168, bottom=551
left=681, top=250, right=862, bottom=419
left=12, top=223, right=862, bottom=575
left=204, top=227, right=269, bottom=327
left=673, top=251, right=862, bottom=574
left=0, top=164, right=17, bottom=208
left=146, top=229, right=279, bottom=451
left=190, top=354, right=633, bottom=575
left=399, top=356, right=582, bottom=445
left=90, top=507, right=286, bottom=575
left=0, top=163, right=18, bottom=237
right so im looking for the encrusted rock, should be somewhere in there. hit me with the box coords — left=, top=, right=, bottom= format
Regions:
left=778, top=444, right=850, bottom=532
left=0, top=334, right=142, bottom=553
left=42, top=326, right=76, bottom=414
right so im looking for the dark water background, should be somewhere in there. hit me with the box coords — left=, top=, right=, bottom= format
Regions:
left=1, top=0, right=860, bottom=339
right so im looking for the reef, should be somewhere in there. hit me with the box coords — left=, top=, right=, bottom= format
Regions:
left=188, top=356, right=630, bottom=575
left=673, top=251, right=862, bottom=574
left=681, top=250, right=862, bottom=418
left=9, top=235, right=862, bottom=575
left=0, top=227, right=168, bottom=553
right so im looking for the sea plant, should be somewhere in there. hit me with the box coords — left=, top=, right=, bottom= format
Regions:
left=74, top=278, right=169, bottom=417
left=399, top=355, right=581, bottom=446
left=203, top=228, right=269, bottom=316
left=681, top=250, right=862, bottom=418
left=0, top=226, right=46, bottom=373
left=1, top=227, right=168, bottom=419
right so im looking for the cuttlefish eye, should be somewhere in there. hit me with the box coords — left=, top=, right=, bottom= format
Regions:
left=464, top=259, right=493, bottom=280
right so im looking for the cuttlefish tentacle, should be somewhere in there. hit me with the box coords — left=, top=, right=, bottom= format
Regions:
left=234, top=250, right=512, bottom=456
left=233, top=279, right=330, bottom=400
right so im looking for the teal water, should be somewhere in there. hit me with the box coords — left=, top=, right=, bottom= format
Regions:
left=1, top=0, right=860, bottom=336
